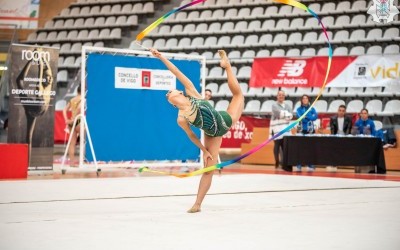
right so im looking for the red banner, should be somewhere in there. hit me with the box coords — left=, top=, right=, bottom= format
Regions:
left=221, top=116, right=269, bottom=148
left=249, top=56, right=356, bottom=87
left=54, top=111, right=68, bottom=144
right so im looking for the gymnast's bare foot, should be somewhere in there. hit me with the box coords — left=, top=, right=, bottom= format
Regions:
left=218, top=50, right=231, bottom=69
left=187, top=204, right=201, bottom=213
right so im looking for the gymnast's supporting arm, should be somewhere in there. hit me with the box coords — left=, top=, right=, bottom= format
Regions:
left=177, top=116, right=213, bottom=165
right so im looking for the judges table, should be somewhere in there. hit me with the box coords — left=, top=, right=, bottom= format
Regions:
left=282, top=135, right=386, bottom=173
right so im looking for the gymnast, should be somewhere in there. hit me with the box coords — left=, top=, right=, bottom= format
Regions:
left=150, top=48, right=244, bottom=213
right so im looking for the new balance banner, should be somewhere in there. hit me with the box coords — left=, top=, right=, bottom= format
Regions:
left=250, top=55, right=400, bottom=88
left=8, top=44, right=59, bottom=170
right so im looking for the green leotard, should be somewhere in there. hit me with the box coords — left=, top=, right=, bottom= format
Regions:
left=184, top=96, right=232, bottom=137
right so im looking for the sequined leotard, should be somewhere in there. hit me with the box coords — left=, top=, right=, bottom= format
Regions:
left=182, top=96, right=232, bottom=137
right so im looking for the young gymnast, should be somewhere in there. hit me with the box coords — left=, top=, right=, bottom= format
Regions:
left=150, top=48, right=244, bottom=213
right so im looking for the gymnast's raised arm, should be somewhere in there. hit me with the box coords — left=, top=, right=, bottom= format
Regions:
left=150, top=48, right=202, bottom=99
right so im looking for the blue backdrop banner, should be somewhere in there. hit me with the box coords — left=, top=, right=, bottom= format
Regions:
left=86, top=54, right=202, bottom=162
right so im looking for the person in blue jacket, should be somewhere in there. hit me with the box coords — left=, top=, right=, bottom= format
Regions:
left=354, top=108, right=376, bottom=136
left=295, top=94, right=318, bottom=172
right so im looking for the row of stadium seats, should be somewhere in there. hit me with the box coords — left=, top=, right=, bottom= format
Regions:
left=26, top=28, right=122, bottom=43
left=55, top=2, right=154, bottom=18
left=208, top=98, right=400, bottom=117
left=179, top=0, right=370, bottom=13
left=40, top=15, right=138, bottom=32
left=136, top=35, right=398, bottom=55
left=207, top=83, right=400, bottom=98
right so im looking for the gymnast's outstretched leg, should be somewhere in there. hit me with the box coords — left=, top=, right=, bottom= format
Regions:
left=218, top=50, right=244, bottom=124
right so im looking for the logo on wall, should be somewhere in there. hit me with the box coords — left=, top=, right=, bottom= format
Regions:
left=367, top=0, right=399, bottom=24
left=277, top=60, right=307, bottom=77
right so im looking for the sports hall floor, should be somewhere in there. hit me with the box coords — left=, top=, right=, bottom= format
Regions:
left=1, top=162, right=400, bottom=250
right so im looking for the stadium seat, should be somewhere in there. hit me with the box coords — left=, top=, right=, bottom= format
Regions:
left=243, top=100, right=261, bottom=114
left=327, top=99, right=346, bottom=113
left=195, top=23, right=208, bottom=34
left=313, top=100, right=328, bottom=113
left=105, top=16, right=116, bottom=26
left=191, top=37, right=204, bottom=49
left=251, top=7, right=264, bottom=18
left=261, top=20, right=275, bottom=31
left=208, top=66, right=223, bottom=79
left=377, top=84, right=400, bottom=97
left=100, top=5, right=111, bottom=15
left=334, top=14, right=350, bottom=29
left=84, top=17, right=95, bottom=27
left=349, top=46, right=365, bottom=55
left=70, top=43, right=82, bottom=53
left=44, top=20, right=54, bottom=29
left=257, top=87, right=278, bottom=98
left=271, top=49, right=285, bottom=57
left=333, top=30, right=349, bottom=42
left=237, top=66, right=252, bottom=79
left=63, top=56, right=75, bottom=68
left=380, top=100, right=400, bottom=116
left=366, top=45, right=383, bottom=55
left=205, top=83, right=219, bottom=94
left=215, top=100, right=229, bottom=111
left=170, top=24, right=183, bottom=34
left=365, top=29, right=383, bottom=42
left=121, top=3, right=132, bottom=13
left=257, top=34, right=273, bottom=46
left=260, top=100, right=275, bottom=115
left=365, top=99, right=383, bottom=116
left=89, top=6, right=100, bottom=15
left=287, top=32, right=302, bottom=46
left=286, top=48, right=300, bottom=57
left=295, top=87, right=312, bottom=97
left=289, top=18, right=304, bottom=30
left=358, top=87, right=382, bottom=97
left=350, top=14, right=366, bottom=27
left=67, top=30, right=78, bottom=40
left=177, top=37, right=191, bottom=49
left=335, top=2, right=351, bottom=13
left=378, top=28, right=399, bottom=42
left=324, top=87, right=346, bottom=97
left=274, top=19, right=290, bottom=31
left=320, top=2, right=336, bottom=14
left=256, top=49, right=270, bottom=57
left=340, top=87, right=364, bottom=97
left=57, top=70, right=68, bottom=83
left=70, top=7, right=81, bottom=16
left=231, top=35, right=245, bottom=48
left=245, top=87, right=263, bottom=97
left=384, top=44, right=400, bottom=54
left=94, top=17, right=105, bottom=27
left=333, top=47, right=348, bottom=56
left=348, top=29, right=366, bottom=43
left=352, top=0, right=367, bottom=11
left=280, top=87, right=296, bottom=97
left=301, top=48, right=316, bottom=56
left=346, top=99, right=364, bottom=113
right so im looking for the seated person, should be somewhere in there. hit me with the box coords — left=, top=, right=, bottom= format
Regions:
left=330, top=105, right=352, bottom=135
left=353, top=108, right=376, bottom=136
